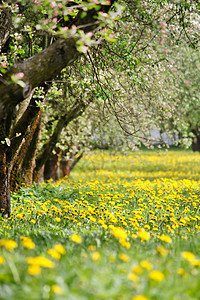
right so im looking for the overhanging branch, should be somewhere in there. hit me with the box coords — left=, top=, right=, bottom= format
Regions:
left=0, top=1, right=116, bottom=116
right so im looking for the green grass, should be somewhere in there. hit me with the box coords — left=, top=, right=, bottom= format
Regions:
left=0, top=150, right=200, bottom=299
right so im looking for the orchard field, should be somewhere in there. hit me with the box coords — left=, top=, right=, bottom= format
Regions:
left=1, top=149, right=200, bottom=300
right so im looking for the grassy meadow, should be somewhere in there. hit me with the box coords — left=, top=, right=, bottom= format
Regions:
left=1, top=149, right=200, bottom=299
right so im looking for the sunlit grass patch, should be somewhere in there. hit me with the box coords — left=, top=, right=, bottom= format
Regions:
left=0, top=149, right=200, bottom=299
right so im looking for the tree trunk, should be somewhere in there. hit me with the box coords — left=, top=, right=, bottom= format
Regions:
left=44, top=148, right=62, bottom=181
left=192, top=136, right=200, bottom=152
left=10, top=110, right=41, bottom=191
left=0, top=7, right=12, bottom=51
left=191, top=128, right=200, bottom=152
left=0, top=149, right=10, bottom=217
left=61, top=151, right=83, bottom=178
left=9, top=86, right=49, bottom=191
left=21, top=114, right=42, bottom=186
left=61, top=160, right=71, bottom=178
left=0, top=119, right=10, bottom=217
left=34, top=99, right=86, bottom=179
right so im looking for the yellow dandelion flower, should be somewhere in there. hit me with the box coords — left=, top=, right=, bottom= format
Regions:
left=132, top=265, right=143, bottom=274
left=55, top=217, right=61, bottom=222
left=98, top=219, right=105, bottom=225
left=0, top=255, right=5, bottom=264
left=112, top=227, right=127, bottom=240
left=140, top=260, right=153, bottom=271
left=177, top=268, right=187, bottom=276
left=132, top=295, right=148, bottom=300
left=52, top=285, right=63, bottom=294
left=90, top=216, right=96, bottom=222
left=70, top=233, right=82, bottom=244
left=47, top=249, right=61, bottom=260
left=16, top=213, right=24, bottom=219
left=149, top=270, right=164, bottom=282
left=190, top=258, right=200, bottom=267
left=144, top=225, right=150, bottom=230
left=138, top=230, right=150, bottom=242
left=91, top=252, right=100, bottom=261
left=179, top=217, right=186, bottom=224
left=109, top=225, right=115, bottom=230
left=28, top=264, right=42, bottom=276
left=21, top=236, right=35, bottom=249
left=119, top=253, right=130, bottom=262
left=127, top=273, right=139, bottom=282
left=132, top=234, right=137, bottom=239
left=27, top=256, right=55, bottom=268
left=158, top=234, right=172, bottom=243
left=88, top=245, right=96, bottom=251
left=54, top=244, right=66, bottom=255
left=0, top=239, right=18, bottom=252
left=157, top=245, right=168, bottom=256
left=181, top=251, right=195, bottom=261
left=120, top=239, right=131, bottom=249
left=30, top=219, right=36, bottom=224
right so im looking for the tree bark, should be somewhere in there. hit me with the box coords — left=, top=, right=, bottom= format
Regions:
left=61, top=151, right=83, bottom=178
left=191, top=128, right=200, bottom=152
left=21, top=113, right=42, bottom=186
left=192, top=136, right=200, bottom=152
left=0, top=120, right=10, bottom=216
left=10, top=110, right=42, bottom=191
left=0, top=37, right=79, bottom=115
left=7, top=84, right=50, bottom=163
left=0, top=7, right=12, bottom=51
left=44, top=148, right=62, bottom=181
left=34, top=99, right=86, bottom=179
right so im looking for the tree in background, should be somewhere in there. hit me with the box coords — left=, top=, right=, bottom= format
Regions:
left=161, top=46, right=200, bottom=151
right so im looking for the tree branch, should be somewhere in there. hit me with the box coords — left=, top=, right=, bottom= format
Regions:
left=34, top=98, right=86, bottom=175
left=0, top=1, right=115, bottom=115
left=7, top=85, right=50, bottom=162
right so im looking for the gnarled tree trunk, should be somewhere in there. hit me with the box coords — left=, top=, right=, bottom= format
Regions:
left=10, top=110, right=42, bottom=191
left=44, top=148, right=62, bottom=181
left=192, top=136, right=200, bottom=152
left=0, top=0, right=115, bottom=215
left=61, top=151, right=83, bottom=178
left=34, top=98, right=86, bottom=180
left=21, top=114, right=42, bottom=187
left=191, top=128, right=200, bottom=152
left=0, top=7, right=12, bottom=51
left=0, top=120, right=10, bottom=217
